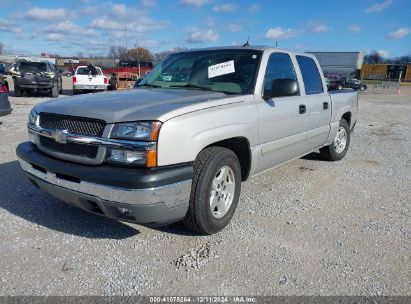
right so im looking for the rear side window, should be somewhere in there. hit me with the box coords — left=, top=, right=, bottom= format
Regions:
left=263, top=53, right=298, bottom=95
left=296, top=56, right=323, bottom=95
left=76, top=67, right=102, bottom=75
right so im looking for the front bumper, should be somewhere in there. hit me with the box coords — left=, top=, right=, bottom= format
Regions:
left=16, top=142, right=192, bottom=225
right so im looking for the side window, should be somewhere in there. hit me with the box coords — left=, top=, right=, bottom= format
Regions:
left=296, top=56, right=324, bottom=95
left=263, top=53, right=299, bottom=97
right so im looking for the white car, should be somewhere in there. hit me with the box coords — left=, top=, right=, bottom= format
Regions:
left=72, top=65, right=108, bottom=95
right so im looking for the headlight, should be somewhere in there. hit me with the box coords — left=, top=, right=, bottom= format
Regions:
left=107, top=121, right=162, bottom=167
left=110, top=121, right=162, bottom=141
left=29, top=108, right=39, bottom=126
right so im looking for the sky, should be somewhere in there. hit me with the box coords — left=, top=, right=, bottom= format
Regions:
left=0, top=0, right=410, bottom=58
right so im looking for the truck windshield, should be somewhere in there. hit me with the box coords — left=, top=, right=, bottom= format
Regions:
left=138, top=49, right=263, bottom=95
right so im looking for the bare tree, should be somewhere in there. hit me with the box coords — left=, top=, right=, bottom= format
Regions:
left=364, top=50, right=383, bottom=64
left=108, top=46, right=118, bottom=59
left=117, top=46, right=128, bottom=61
left=0, top=42, right=4, bottom=55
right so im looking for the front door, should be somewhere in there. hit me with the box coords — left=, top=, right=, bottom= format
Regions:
left=256, top=52, right=308, bottom=173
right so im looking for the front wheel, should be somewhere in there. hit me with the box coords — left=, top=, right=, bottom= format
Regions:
left=183, top=147, right=241, bottom=234
left=50, top=82, right=59, bottom=98
left=14, top=85, right=22, bottom=97
left=320, top=119, right=350, bottom=161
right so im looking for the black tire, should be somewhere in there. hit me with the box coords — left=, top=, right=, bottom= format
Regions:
left=59, top=80, right=63, bottom=94
left=320, top=119, right=350, bottom=161
left=183, top=147, right=242, bottom=234
left=360, top=84, right=366, bottom=91
left=14, top=85, right=22, bottom=97
left=51, top=82, right=59, bottom=98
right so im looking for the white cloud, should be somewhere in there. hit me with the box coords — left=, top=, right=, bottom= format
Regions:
left=313, top=24, right=329, bottom=32
left=0, top=18, right=22, bottom=33
left=365, top=0, right=393, bottom=13
left=46, top=33, right=64, bottom=41
left=46, top=21, right=77, bottom=33
left=206, top=17, right=214, bottom=27
left=26, top=7, right=69, bottom=21
left=249, top=3, right=260, bottom=13
left=265, top=27, right=297, bottom=40
left=111, top=4, right=127, bottom=15
left=228, top=24, right=242, bottom=32
left=90, top=4, right=168, bottom=33
left=377, top=50, right=390, bottom=58
left=46, top=21, right=99, bottom=38
left=180, top=0, right=210, bottom=7
left=348, top=24, right=362, bottom=32
left=141, top=0, right=157, bottom=7
left=213, top=3, right=238, bottom=12
left=387, top=27, right=410, bottom=39
left=185, top=28, right=218, bottom=43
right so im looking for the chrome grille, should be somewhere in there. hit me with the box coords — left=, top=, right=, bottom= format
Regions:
left=39, top=113, right=106, bottom=137
left=40, top=136, right=99, bottom=159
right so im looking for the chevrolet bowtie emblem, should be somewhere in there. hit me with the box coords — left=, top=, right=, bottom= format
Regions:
left=52, top=129, right=69, bottom=144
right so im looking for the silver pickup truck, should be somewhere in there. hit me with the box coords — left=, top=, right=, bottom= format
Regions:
left=16, top=46, right=357, bottom=234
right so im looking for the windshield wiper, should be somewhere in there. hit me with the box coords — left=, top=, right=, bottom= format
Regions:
left=169, top=83, right=211, bottom=91
left=138, top=83, right=162, bottom=88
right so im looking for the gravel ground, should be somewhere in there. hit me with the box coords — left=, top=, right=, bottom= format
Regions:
left=0, top=77, right=410, bottom=296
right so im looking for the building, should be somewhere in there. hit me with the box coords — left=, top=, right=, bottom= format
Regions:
left=360, top=64, right=410, bottom=82
left=308, top=52, right=365, bottom=78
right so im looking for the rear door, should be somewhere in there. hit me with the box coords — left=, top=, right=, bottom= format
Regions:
left=296, top=55, right=331, bottom=150
left=256, top=52, right=309, bottom=173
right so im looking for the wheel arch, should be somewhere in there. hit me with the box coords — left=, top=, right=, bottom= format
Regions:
left=204, top=137, right=251, bottom=182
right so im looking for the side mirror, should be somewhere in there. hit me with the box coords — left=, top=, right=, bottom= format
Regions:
left=263, top=79, right=300, bottom=99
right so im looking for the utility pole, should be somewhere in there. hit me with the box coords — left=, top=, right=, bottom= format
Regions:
left=125, top=26, right=127, bottom=51
left=397, top=70, right=402, bottom=95
left=135, top=41, right=141, bottom=78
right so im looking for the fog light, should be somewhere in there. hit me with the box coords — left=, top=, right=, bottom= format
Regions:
left=118, top=207, right=131, bottom=215
left=106, top=149, right=146, bottom=165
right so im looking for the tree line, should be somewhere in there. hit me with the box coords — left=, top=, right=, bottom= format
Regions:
left=364, top=50, right=411, bottom=65
left=107, top=46, right=188, bottom=63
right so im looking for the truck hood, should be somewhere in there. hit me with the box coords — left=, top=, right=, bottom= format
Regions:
left=36, top=89, right=243, bottom=123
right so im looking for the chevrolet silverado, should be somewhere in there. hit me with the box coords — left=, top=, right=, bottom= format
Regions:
left=16, top=46, right=358, bottom=234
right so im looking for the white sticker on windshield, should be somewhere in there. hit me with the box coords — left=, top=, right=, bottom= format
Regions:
left=208, top=60, right=235, bottom=78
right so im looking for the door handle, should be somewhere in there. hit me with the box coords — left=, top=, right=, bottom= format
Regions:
left=323, top=102, right=329, bottom=110
left=299, top=104, right=306, bottom=114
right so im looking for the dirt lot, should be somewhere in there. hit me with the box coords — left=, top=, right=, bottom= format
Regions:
left=0, top=77, right=410, bottom=296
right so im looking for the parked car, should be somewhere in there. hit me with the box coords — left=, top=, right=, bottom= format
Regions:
left=58, top=68, right=72, bottom=77
left=0, top=77, right=12, bottom=117
left=12, top=60, right=62, bottom=97
left=17, top=46, right=358, bottom=234
left=341, top=77, right=367, bottom=91
left=325, top=77, right=343, bottom=91
left=109, top=72, right=138, bottom=90
left=72, top=64, right=108, bottom=95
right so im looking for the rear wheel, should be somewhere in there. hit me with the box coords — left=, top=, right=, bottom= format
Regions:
left=320, top=119, right=350, bottom=161
left=183, top=147, right=241, bottom=234
left=360, top=84, right=366, bottom=91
